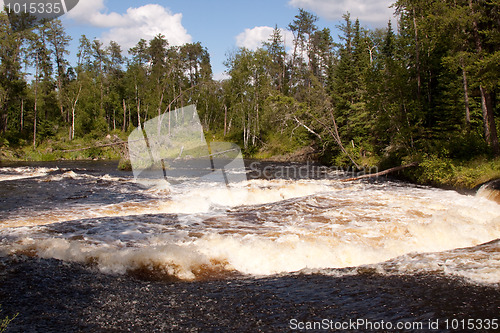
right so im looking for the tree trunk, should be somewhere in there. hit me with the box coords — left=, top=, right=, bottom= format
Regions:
left=135, top=83, right=141, bottom=129
left=99, top=65, right=104, bottom=118
left=122, top=99, right=127, bottom=132
left=469, top=0, right=500, bottom=155
left=290, top=34, right=299, bottom=86
left=158, top=92, right=164, bottom=118
left=461, top=62, right=471, bottom=126
left=128, top=100, right=131, bottom=129
left=480, top=87, right=500, bottom=155
left=412, top=8, right=422, bottom=99
left=71, top=106, right=75, bottom=140
left=60, top=140, right=128, bottom=152
left=20, top=99, right=24, bottom=131
left=224, top=104, right=227, bottom=137
left=137, top=99, right=141, bottom=129
left=0, top=113, right=5, bottom=134
left=70, top=85, right=81, bottom=141
left=58, top=77, right=64, bottom=120
left=340, top=162, right=419, bottom=182
left=33, top=96, right=37, bottom=148
left=33, top=57, right=39, bottom=148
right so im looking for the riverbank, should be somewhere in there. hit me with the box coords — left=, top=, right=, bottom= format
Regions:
left=0, top=133, right=127, bottom=162
left=1, top=139, right=499, bottom=192
left=256, top=152, right=500, bottom=192
left=399, top=155, right=500, bottom=191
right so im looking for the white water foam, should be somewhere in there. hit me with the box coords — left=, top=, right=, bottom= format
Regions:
left=1, top=174, right=499, bottom=284
left=0, top=167, right=59, bottom=181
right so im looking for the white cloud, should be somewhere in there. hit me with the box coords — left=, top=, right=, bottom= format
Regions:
left=288, top=0, right=395, bottom=26
left=236, top=26, right=294, bottom=51
left=236, top=26, right=274, bottom=50
left=65, top=0, right=109, bottom=26
left=101, top=6, right=191, bottom=50
left=67, top=1, right=191, bottom=50
left=213, top=71, right=230, bottom=81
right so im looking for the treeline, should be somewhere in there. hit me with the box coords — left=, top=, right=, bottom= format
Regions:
left=0, top=0, right=499, bottom=167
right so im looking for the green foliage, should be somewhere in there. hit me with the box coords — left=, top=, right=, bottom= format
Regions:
left=37, top=119, right=56, bottom=140
left=405, top=155, right=500, bottom=189
left=118, top=157, right=132, bottom=171
left=416, top=154, right=456, bottom=186
left=256, top=126, right=310, bottom=159
left=0, top=305, right=18, bottom=333
left=332, top=143, right=380, bottom=169
left=452, top=158, right=500, bottom=189
left=0, top=137, right=9, bottom=148
left=0, top=6, right=499, bottom=193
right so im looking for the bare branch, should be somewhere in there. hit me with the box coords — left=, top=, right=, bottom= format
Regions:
left=293, top=116, right=322, bottom=140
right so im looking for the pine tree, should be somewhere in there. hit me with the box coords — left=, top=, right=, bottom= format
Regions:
left=45, top=19, right=71, bottom=122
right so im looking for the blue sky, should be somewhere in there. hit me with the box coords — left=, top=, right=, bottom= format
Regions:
left=3, top=0, right=396, bottom=79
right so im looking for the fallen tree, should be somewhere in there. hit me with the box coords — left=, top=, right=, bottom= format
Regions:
left=59, top=140, right=128, bottom=153
left=340, top=162, right=419, bottom=182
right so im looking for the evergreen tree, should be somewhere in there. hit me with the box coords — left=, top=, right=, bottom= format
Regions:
left=45, top=19, right=71, bottom=121
left=0, top=12, right=25, bottom=135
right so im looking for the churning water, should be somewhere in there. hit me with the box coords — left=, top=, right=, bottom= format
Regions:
left=0, top=161, right=499, bottom=331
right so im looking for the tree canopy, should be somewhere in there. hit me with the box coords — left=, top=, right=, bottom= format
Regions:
left=0, top=2, right=499, bottom=166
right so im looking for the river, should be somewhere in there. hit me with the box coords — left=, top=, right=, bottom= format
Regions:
left=0, top=161, right=499, bottom=332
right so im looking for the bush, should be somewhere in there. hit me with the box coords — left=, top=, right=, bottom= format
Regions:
left=417, top=154, right=455, bottom=186
left=37, top=120, right=56, bottom=140
left=404, top=154, right=500, bottom=189
left=0, top=137, right=8, bottom=148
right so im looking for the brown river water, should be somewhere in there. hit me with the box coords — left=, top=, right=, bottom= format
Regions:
left=0, top=161, right=499, bottom=332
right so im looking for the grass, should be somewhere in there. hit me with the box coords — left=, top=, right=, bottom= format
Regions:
left=0, top=305, right=18, bottom=333
left=404, top=155, right=500, bottom=190
left=0, top=129, right=127, bottom=162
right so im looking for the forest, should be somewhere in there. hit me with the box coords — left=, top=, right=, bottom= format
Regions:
left=0, top=0, right=499, bottom=188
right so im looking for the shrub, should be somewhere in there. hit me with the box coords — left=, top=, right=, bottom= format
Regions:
left=403, top=154, right=500, bottom=189
left=417, top=154, right=455, bottom=186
